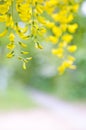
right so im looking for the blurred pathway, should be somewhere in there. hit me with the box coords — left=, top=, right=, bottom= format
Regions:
left=0, top=89, right=86, bottom=130
left=29, top=89, right=86, bottom=130
left=0, top=109, right=68, bottom=130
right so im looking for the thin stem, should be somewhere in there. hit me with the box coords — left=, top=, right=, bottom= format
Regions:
left=11, top=0, right=14, bottom=19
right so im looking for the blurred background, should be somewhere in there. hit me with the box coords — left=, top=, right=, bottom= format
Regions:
left=0, top=1, right=86, bottom=130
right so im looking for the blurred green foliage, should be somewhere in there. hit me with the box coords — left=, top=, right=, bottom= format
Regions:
left=0, top=87, right=37, bottom=110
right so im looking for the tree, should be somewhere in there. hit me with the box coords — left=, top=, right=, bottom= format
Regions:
left=0, top=0, right=81, bottom=74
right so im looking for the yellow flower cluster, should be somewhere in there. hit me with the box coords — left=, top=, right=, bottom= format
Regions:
left=0, top=0, right=80, bottom=73
left=44, top=0, right=80, bottom=74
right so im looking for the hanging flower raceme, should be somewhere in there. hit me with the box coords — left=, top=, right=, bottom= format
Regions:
left=0, top=0, right=80, bottom=74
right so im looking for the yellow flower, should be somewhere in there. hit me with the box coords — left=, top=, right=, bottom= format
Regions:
left=37, top=16, right=46, bottom=24
left=48, top=36, right=58, bottom=44
left=0, top=28, right=8, bottom=37
left=60, top=24, right=67, bottom=32
left=52, top=48, right=64, bottom=58
left=23, top=62, right=26, bottom=70
left=52, top=26, right=62, bottom=37
left=36, top=5, right=43, bottom=14
left=26, top=57, right=32, bottom=61
left=35, top=42, right=43, bottom=49
left=38, top=28, right=46, bottom=36
left=6, top=51, right=14, bottom=58
left=17, top=25, right=28, bottom=33
left=21, top=51, right=29, bottom=55
left=67, top=55, right=75, bottom=62
left=24, top=57, right=32, bottom=63
left=68, top=23, right=78, bottom=33
left=45, top=0, right=58, bottom=7
left=58, top=65, right=65, bottom=75
left=66, top=13, right=74, bottom=23
left=18, top=42, right=27, bottom=48
left=63, top=61, right=72, bottom=68
left=62, top=34, right=73, bottom=43
left=0, top=2, right=10, bottom=14
left=9, top=33, right=15, bottom=42
left=69, top=65, right=76, bottom=70
left=59, top=42, right=67, bottom=48
left=67, top=45, right=77, bottom=53
left=0, top=15, right=7, bottom=22
left=58, top=54, right=77, bottom=74
left=6, top=15, right=14, bottom=28
left=17, top=32, right=30, bottom=40
left=7, top=43, right=15, bottom=50
left=63, top=60, right=76, bottom=70
left=72, top=4, right=79, bottom=12
left=45, top=21, right=54, bottom=28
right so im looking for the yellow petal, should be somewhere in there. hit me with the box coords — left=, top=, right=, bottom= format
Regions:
left=23, top=62, right=26, bottom=70
left=35, top=42, right=43, bottom=49
left=6, top=51, right=14, bottom=58
left=7, top=43, right=15, bottom=50
left=18, top=42, right=27, bottom=48
left=67, top=45, right=77, bottom=52
left=9, top=33, right=15, bottom=42
left=21, top=51, right=29, bottom=55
